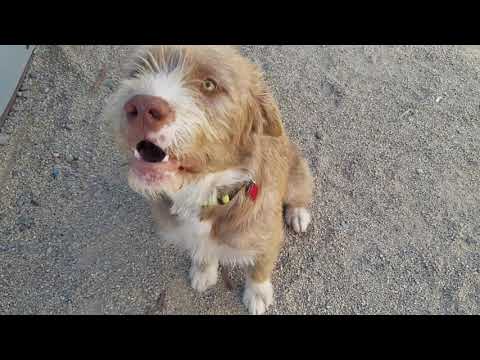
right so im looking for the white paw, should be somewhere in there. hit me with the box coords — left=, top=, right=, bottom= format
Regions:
left=243, top=279, right=274, bottom=315
left=285, top=207, right=311, bottom=233
left=189, top=262, right=218, bottom=293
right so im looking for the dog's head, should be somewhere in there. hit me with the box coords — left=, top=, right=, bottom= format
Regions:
left=104, top=45, right=284, bottom=198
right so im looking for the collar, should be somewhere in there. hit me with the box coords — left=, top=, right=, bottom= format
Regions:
left=201, top=179, right=260, bottom=208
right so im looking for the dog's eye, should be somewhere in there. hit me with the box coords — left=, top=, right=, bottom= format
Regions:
left=202, top=78, right=217, bottom=92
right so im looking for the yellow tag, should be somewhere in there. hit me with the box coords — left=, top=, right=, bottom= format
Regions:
left=221, top=194, right=230, bottom=204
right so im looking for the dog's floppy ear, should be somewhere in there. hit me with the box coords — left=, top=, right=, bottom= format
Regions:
left=236, top=64, right=285, bottom=146
left=255, top=87, right=285, bottom=137
left=248, top=75, right=285, bottom=137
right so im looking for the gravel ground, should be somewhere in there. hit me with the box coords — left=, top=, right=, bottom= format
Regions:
left=0, top=45, right=479, bottom=314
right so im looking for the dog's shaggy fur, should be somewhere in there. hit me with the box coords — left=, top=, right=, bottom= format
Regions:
left=103, top=45, right=313, bottom=314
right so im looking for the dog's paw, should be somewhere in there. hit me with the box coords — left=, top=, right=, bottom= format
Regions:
left=189, top=262, right=218, bottom=293
left=285, top=207, right=311, bottom=233
left=243, top=279, right=273, bottom=315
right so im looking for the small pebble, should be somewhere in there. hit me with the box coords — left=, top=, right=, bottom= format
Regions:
left=17, top=215, right=34, bottom=232
left=52, top=152, right=60, bottom=158
left=435, top=96, right=442, bottom=103
left=104, top=79, right=115, bottom=90
left=52, top=166, right=61, bottom=179
left=44, top=87, right=50, bottom=93
left=0, top=134, right=9, bottom=146
left=416, top=168, right=424, bottom=175
left=30, top=198, right=40, bottom=207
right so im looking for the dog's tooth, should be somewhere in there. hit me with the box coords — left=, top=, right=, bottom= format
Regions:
left=163, top=154, right=169, bottom=162
left=133, top=149, right=141, bottom=160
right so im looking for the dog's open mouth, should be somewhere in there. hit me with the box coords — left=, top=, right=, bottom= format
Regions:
left=136, top=140, right=168, bottom=163
left=130, top=140, right=179, bottom=182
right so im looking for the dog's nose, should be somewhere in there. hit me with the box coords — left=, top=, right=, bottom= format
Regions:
left=124, top=95, right=174, bottom=130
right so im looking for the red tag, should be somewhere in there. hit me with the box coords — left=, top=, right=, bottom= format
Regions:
left=247, top=183, right=259, bottom=201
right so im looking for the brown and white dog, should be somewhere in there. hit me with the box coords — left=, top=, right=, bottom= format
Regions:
left=103, top=45, right=313, bottom=314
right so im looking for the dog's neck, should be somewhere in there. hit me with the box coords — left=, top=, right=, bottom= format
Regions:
left=157, top=136, right=264, bottom=220
left=160, top=168, right=254, bottom=220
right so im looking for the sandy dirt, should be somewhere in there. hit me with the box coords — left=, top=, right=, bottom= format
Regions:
left=0, top=45, right=479, bottom=314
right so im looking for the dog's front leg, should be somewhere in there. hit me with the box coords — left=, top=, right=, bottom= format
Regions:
left=243, top=252, right=278, bottom=315
left=189, top=257, right=219, bottom=293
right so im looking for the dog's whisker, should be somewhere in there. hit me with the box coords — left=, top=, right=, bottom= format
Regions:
left=146, top=51, right=161, bottom=73
left=137, top=55, right=155, bottom=74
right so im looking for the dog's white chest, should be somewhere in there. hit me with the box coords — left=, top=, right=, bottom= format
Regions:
left=151, top=168, right=256, bottom=266
left=159, top=215, right=256, bottom=267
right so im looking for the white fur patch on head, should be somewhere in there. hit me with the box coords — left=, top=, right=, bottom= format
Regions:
left=127, top=70, right=209, bottom=150
left=103, top=50, right=211, bottom=156
left=243, top=277, right=274, bottom=315
left=136, top=70, right=186, bottom=106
